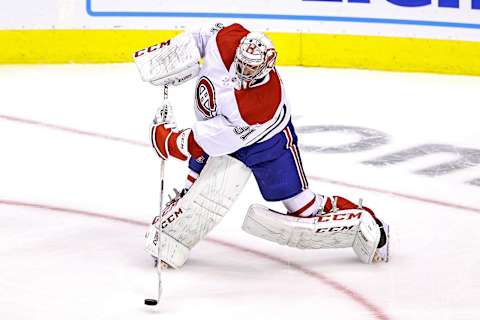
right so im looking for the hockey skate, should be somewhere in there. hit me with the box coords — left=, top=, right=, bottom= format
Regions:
left=373, top=218, right=390, bottom=263
left=327, top=196, right=390, bottom=263
left=152, top=257, right=170, bottom=270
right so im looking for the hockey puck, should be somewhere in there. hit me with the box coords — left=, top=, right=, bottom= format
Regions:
left=144, top=299, right=158, bottom=306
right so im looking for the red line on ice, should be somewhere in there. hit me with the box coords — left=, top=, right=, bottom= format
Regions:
left=0, top=199, right=145, bottom=226
left=0, top=199, right=390, bottom=320
left=0, top=114, right=149, bottom=147
left=308, top=176, right=480, bottom=214
left=1, top=113, right=479, bottom=215
left=207, top=238, right=390, bottom=320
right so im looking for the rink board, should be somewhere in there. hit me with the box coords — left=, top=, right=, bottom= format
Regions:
left=2, top=29, right=480, bottom=76
left=2, top=0, right=480, bottom=75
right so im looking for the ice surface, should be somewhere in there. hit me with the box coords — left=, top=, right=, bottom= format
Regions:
left=1, top=64, right=479, bottom=320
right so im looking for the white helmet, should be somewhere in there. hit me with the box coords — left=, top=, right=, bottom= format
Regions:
left=234, top=32, right=277, bottom=85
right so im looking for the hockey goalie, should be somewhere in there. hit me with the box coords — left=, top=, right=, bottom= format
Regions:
left=135, top=23, right=390, bottom=269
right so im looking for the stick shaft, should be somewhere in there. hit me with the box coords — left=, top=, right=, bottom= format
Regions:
left=156, top=84, right=168, bottom=301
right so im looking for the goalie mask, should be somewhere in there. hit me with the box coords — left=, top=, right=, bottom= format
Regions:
left=234, top=32, right=277, bottom=87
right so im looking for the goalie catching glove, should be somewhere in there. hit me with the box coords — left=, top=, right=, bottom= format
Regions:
left=151, top=100, right=204, bottom=161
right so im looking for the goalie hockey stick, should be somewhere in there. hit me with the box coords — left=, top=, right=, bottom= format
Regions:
left=145, top=84, right=169, bottom=307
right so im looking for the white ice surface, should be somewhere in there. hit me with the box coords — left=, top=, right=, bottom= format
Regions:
left=1, top=64, right=480, bottom=320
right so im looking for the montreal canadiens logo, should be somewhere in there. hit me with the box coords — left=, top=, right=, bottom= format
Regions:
left=195, top=76, right=217, bottom=119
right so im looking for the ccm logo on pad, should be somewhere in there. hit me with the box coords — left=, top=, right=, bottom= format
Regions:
left=316, top=225, right=356, bottom=233
left=317, top=212, right=362, bottom=223
left=160, top=208, right=183, bottom=229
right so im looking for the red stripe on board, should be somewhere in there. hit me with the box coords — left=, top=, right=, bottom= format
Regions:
left=1, top=112, right=479, bottom=215
left=0, top=199, right=390, bottom=320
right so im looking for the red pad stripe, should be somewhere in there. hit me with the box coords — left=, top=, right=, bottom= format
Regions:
left=187, top=175, right=197, bottom=183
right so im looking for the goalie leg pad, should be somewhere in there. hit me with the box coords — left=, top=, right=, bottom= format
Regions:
left=145, top=223, right=191, bottom=268
left=242, top=204, right=381, bottom=263
left=145, top=155, right=251, bottom=268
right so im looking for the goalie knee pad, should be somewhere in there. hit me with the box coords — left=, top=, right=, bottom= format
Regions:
left=145, top=155, right=251, bottom=268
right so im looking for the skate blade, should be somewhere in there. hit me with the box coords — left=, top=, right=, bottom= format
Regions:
left=153, top=257, right=171, bottom=269
left=373, top=223, right=390, bottom=263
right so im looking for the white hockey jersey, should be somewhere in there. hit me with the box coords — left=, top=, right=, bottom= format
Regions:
left=188, top=23, right=291, bottom=157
